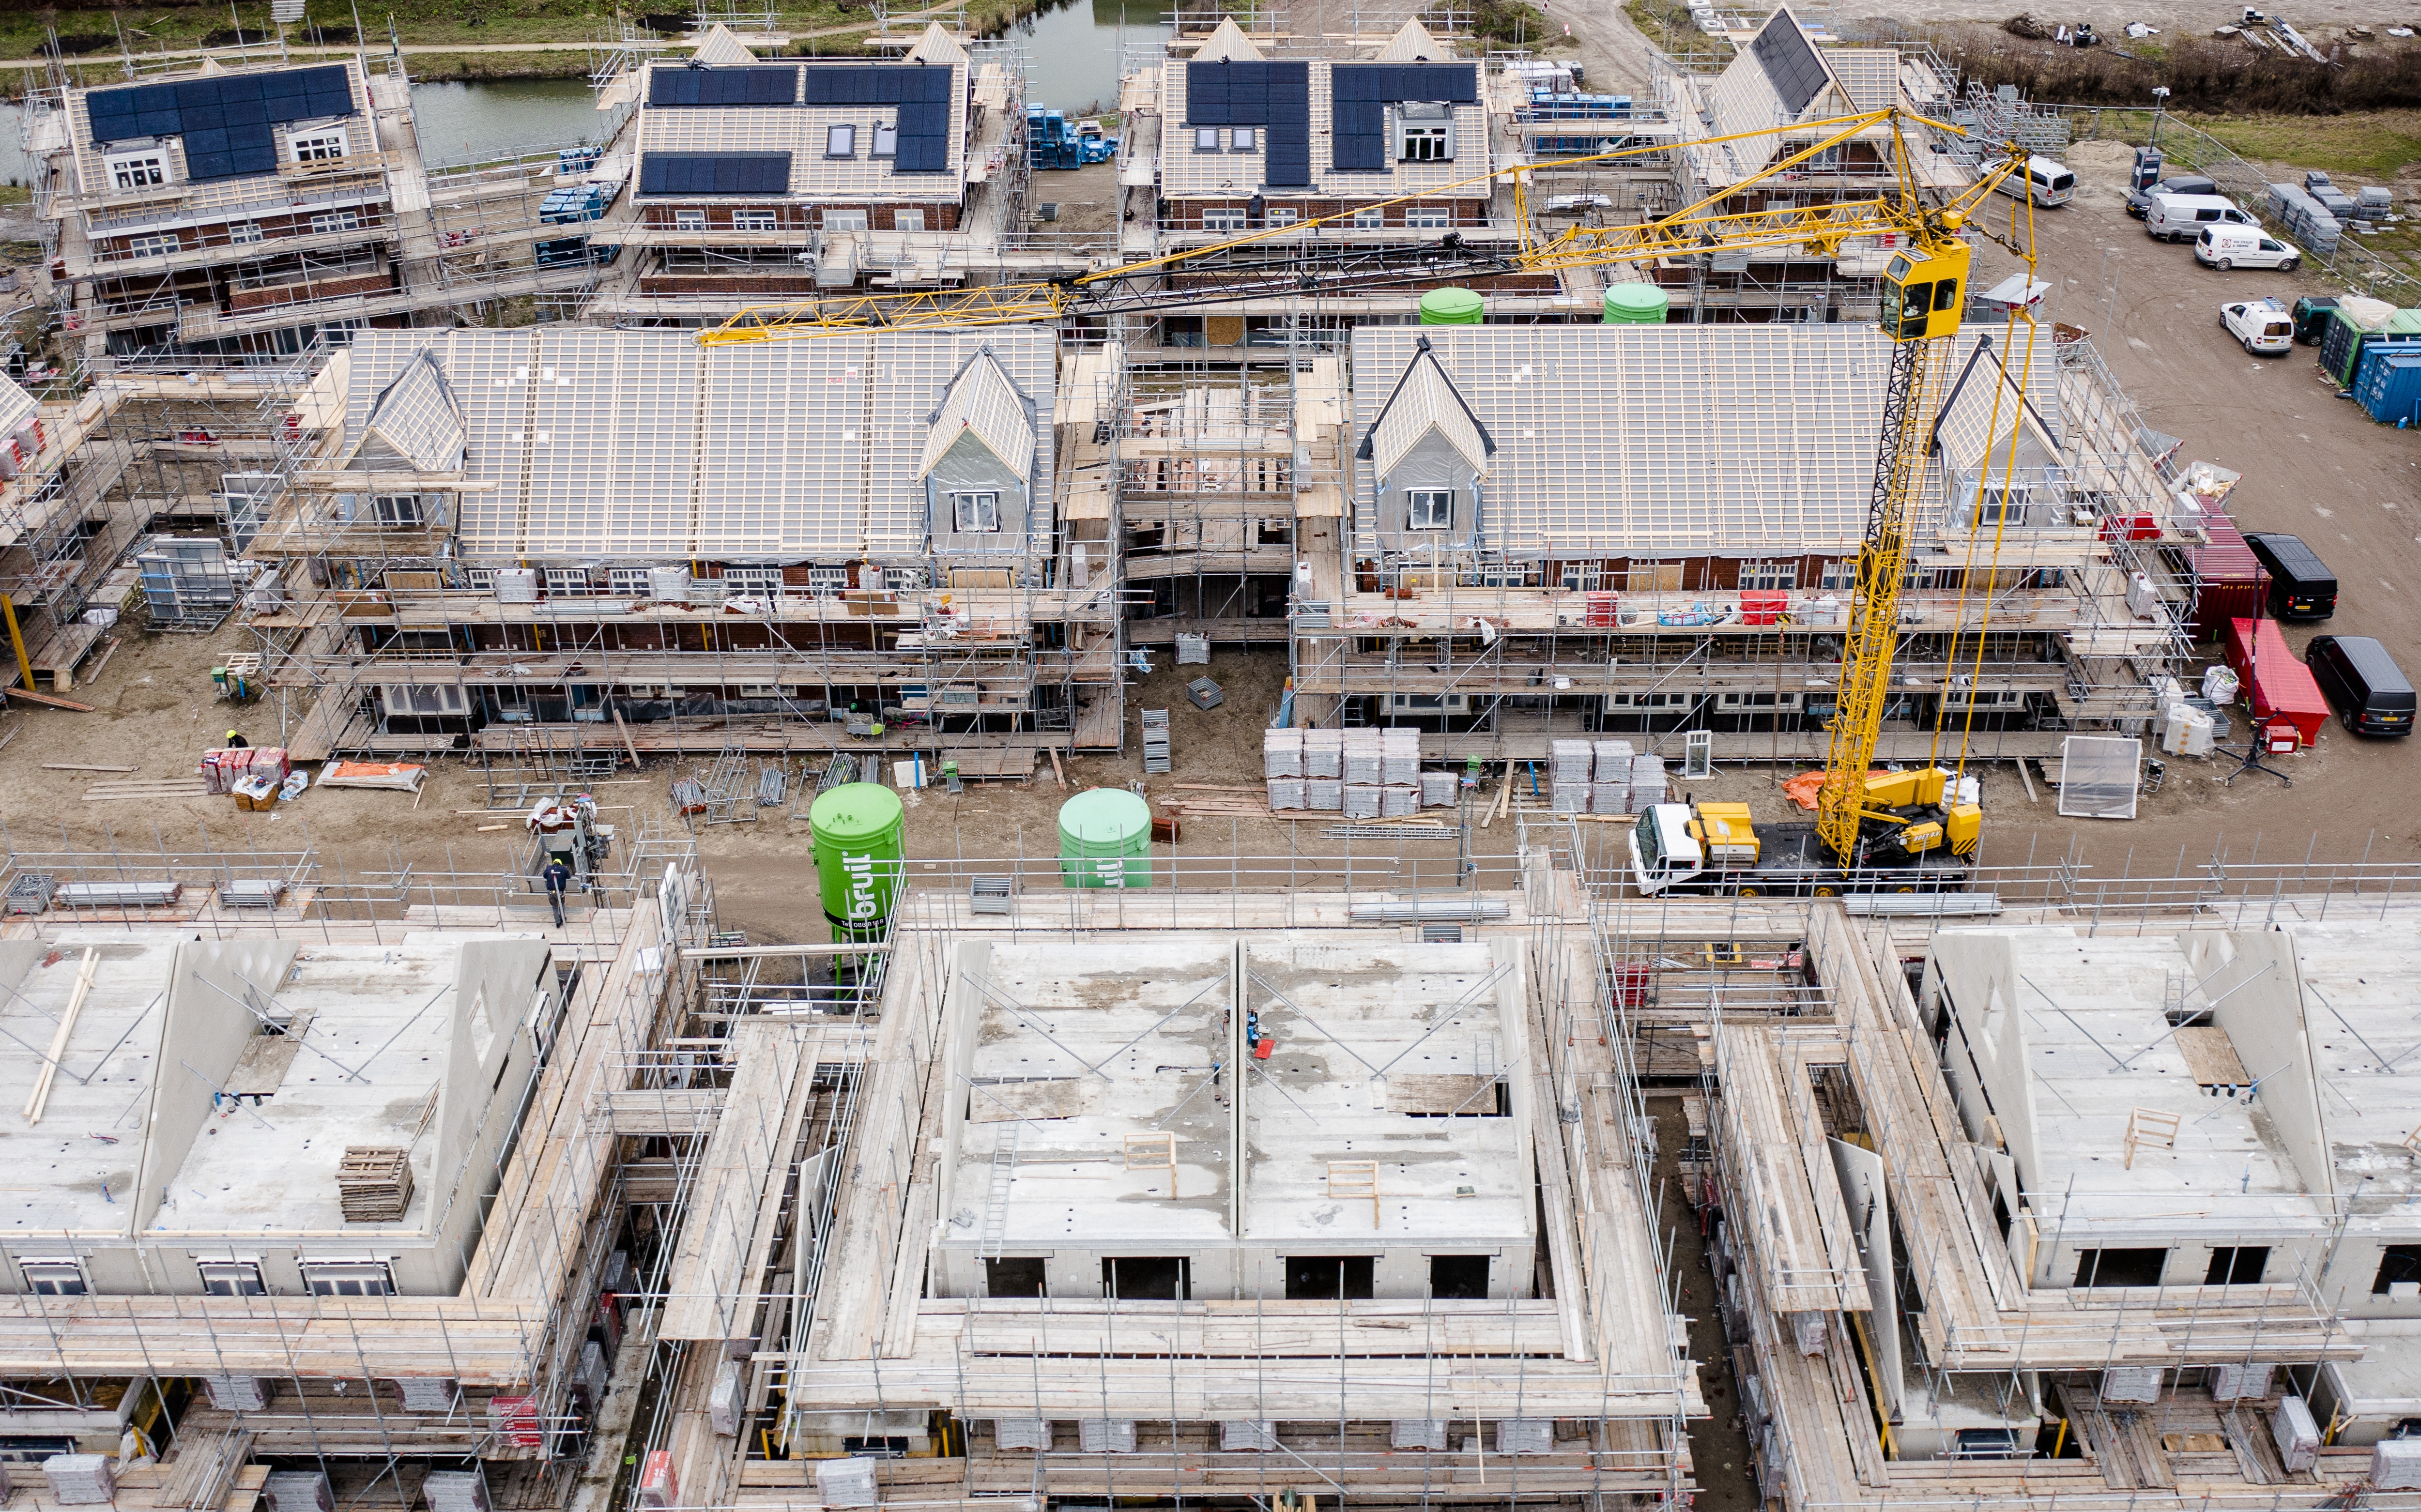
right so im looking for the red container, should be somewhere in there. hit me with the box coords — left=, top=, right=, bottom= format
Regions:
left=2187, top=513, right=2261, bottom=640
left=2223, top=617, right=2328, bottom=749
left=1254, top=1038, right=1274, bottom=1059
left=2098, top=512, right=2161, bottom=542
left=1738, top=591, right=1786, bottom=627
left=1583, top=591, right=1618, bottom=627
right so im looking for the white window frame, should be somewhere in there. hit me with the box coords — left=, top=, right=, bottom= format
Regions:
left=288, top=127, right=350, bottom=163
left=1194, top=127, right=1222, bottom=152
left=17, top=1258, right=87, bottom=1296
left=873, top=122, right=898, bottom=158
left=106, top=150, right=168, bottom=192
left=720, top=565, right=781, bottom=595
left=464, top=566, right=496, bottom=591
left=673, top=209, right=706, bottom=231
left=1406, top=489, right=1454, bottom=532
left=301, top=1259, right=395, bottom=1297
left=954, top=491, right=1001, bottom=532
left=379, top=684, right=469, bottom=718
left=893, top=208, right=926, bottom=233
left=1819, top=560, right=1857, bottom=591
left=1202, top=209, right=1248, bottom=232
left=1560, top=563, right=1601, bottom=592
left=197, top=1259, right=266, bottom=1296
left=806, top=566, right=851, bottom=597
left=228, top=220, right=264, bottom=244
left=1406, top=206, right=1450, bottom=229
left=822, top=209, right=869, bottom=232
left=129, top=232, right=178, bottom=258
left=606, top=567, right=650, bottom=596
left=1265, top=208, right=1298, bottom=227
left=370, top=493, right=423, bottom=527
left=825, top=123, right=858, bottom=159
left=1230, top=126, right=1257, bottom=152
left=543, top=567, right=595, bottom=596
left=309, top=210, right=360, bottom=234
left=1396, top=107, right=1454, bottom=163
left=1352, top=207, right=1384, bottom=229
left=1738, top=559, right=1797, bottom=591
left=883, top=566, right=928, bottom=591
left=730, top=209, right=778, bottom=232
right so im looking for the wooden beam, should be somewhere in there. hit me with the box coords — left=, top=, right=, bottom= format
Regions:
left=7, top=686, right=95, bottom=712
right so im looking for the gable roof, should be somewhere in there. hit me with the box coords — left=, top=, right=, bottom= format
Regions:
left=1193, top=16, right=1266, bottom=62
left=904, top=21, right=969, bottom=64
left=1359, top=337, right=1494, bottom=479
left=1374, top=18, right=1453, bottom=60
left=916, top=349, right=1036, bottom=482
left=1932, top=334, right=2062, bottom=475
left=347, top=350, right=463, bottom=473
left=689, top=23, right=762, bottom=65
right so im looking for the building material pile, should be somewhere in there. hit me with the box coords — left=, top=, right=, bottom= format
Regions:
left=1552, top=739, right=1664, bottom=814
left=336, top=1145, right=415, bottom=1222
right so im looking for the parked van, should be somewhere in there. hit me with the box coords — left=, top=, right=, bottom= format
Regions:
left=1993, top=155, right=2076, bottom=207
left=2146, top=192, right=2255, bottom=243
left=2243, top=531, right=2339, bottom=619
left=2306, top=635, right=2415, bottom=735
left=2196, top=225, right=2302, bottom=271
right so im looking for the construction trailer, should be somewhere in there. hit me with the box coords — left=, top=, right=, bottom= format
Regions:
left=239, top=325, right=1123, bottom=771
left=24, top=49, right=623, bottom=371
left=1281, top=321, right=2186, bottom=765
left=638, top=845, right=1703, bottom=1512
left=0, top=834, right=709, bottom=1512
left=581, top=23, right=1040, bottom=327
left=1597, top=880, right=2421, bottom=1512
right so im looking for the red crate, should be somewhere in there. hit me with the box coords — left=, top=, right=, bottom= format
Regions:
left=2222, top=618, right=2327, bottom=749
left=1739, top=591, right=1786, bottom=627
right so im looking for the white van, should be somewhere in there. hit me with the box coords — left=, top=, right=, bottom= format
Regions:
left=1993, top=155, right=2077, bottom=207
left=2146, top=192, right=2255, bottom=242
left=2197, top=224, right=2302, bottom=272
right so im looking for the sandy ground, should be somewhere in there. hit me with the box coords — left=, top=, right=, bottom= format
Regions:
left=1030, top=160, right=1121, bottom=239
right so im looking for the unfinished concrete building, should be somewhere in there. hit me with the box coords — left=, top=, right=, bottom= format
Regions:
left=0, top=838, right=705, bottom=1509
left=637, top=861, right=1703, bottom=1512
left=1287, top=322, right=2183, bottom=763
left=580, top=24, right=1031, bottom=326
left=238, top=325, right=1121, bottom=770
left=25, top=48, right=622, bottom=368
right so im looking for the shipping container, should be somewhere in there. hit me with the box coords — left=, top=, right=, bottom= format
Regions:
left=2320, top=305, right=2421, bottom=388
left=2186, top=512, right=2261, bottom=639
left=2223, top=617, right=2329, bottom=748
left=2358, top=348, right=2421, bottom=426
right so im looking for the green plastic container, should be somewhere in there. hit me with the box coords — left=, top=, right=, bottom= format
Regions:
left=1602, top=283, right=1670, bottom=325
left=809, top=782, right=905, bottom=941
left=1058, top=789, right=1152, bottom=889
left=1418, top=288, right=1485, bottom=325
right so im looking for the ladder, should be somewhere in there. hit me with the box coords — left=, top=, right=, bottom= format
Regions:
left=979, top=1124, right=1020, bottom=1257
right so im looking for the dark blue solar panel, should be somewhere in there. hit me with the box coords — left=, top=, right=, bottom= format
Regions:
left=649, top=65, right=797, bottom=107
left=1185, top=61, right=1309, bottom=186
left=86, top=64, right=354, bottom=173
left=794, top=64, right=952, bottom=174
left=638, top=150, right=792, bottom=195
left=1328, top=64, right=1472, bottom=172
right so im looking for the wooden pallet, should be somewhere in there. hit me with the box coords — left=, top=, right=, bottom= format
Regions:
left=336, top=1145, right=414, bottom=1222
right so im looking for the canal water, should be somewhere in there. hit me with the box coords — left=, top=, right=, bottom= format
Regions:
left=0, top=4, right=1164, bottom=188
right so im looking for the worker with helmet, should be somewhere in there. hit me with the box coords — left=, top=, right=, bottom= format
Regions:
left=223, top=730, right=249, bottom=748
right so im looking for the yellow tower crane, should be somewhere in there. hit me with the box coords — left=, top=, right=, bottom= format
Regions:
left=699, top=109, right=2039, bottom=891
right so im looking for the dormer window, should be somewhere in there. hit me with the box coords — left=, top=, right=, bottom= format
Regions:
left=1396, top=103, right=1453, bottom=162
left=954, top=491, right=1000, bottom=532
left=289, top=128, right=349, bottom=162
left=106, top=150, right=168, bottom=191
left=826, top=123, right=858, bottom=159
left=1407, top=489, right=1453, bottom=531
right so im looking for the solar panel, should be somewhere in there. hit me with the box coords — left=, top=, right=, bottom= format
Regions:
left=1186, top=60, right=1309, bottom=186
left=800, top=63, right=948, bottom=105
left=638, top=151, right=792, bottom=196
left=649, top=65, right=798, bottom=107
left=1749, top=14, right=1830, bottom=116
left=85, top=64, right=354, bottom=162
left=1327, top=63, right=1473, bottom=173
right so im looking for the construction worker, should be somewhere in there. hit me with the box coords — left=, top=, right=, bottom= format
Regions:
left=224, top=729, right=249, bottom=748
left=541, top=857, right=572, bottom=928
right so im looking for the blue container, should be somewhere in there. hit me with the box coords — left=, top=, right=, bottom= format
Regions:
left=2359, top=349, right=2421, bottom=426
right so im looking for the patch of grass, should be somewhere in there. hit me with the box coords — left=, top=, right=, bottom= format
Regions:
left=0, top=186, right=31, bottom=208
left=1623, top=0, right=1731, bottom=62
left=2182, top=110, right=2421, bottom=178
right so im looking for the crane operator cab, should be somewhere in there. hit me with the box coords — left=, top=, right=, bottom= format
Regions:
left=1882, top=233, right=1972, bottom=342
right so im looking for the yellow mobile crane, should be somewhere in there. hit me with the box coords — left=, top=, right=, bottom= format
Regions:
left=697, top=108, right=2036, bottom=894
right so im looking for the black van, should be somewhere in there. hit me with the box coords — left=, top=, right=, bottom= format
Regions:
left=2307, top=636, right=2415, bottom=736
left=2243, top=532, right=2339, bottom=619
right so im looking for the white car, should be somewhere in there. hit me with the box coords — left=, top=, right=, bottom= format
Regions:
left=2221, top=297, right=2296, bottom=355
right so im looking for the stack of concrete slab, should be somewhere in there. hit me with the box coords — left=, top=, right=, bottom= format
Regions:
left=1592, top=739, right=1635, bottom=814
left=1343, top=785, right=1382, bottom=820
left=424, top=1471, right=491, bottom=1512
left=43, top=1457, right=112, bottom=1506
left=1303, top=729, right=1342, bottom=780
left=1419, top=770, right=1458, bottom=807
left=1381, top=729, right=1419, bottom=784
left=202, top=1375, right=271, bottom=1412
left=263, top=1471, right=333, bottom=1512
left=1306, top=778, right=1343, bottom=810
left=1262, top=728, right=1302, bottom=778
left=1550, top=739, right=1593, bottom=813
left=1267, top=778, right=1307, bottom=811
left=1343, top=729, right=1382, bottom=785
left=1380, top=785, right=1418, bottom=817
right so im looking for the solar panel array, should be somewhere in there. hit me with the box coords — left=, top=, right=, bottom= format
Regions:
left=648, top=65, right=799, bottom=107
left=800, top=64, right=954, bottom=172
left=1183, top=61, right=1311, bottom=186
left=84, top=65, right=354, bottom=183
left=1749, top=13, right=1831, bottom=118
left=639, top=151, right=792, bottom=196
left=1330, top=63, right=1477, bottom=171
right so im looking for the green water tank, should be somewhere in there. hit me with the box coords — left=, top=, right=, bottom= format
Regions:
left=809, top=782, right=905, bottom=941
left=1602, top=283, right=1670, bottom=325
left=1058, top=788, right=1152, bottom=889
left=1418, top=288, right=1485, bottom=325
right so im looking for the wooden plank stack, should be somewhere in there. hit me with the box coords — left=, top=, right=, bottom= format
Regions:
left=336, top=1146, right=414, bottom=1222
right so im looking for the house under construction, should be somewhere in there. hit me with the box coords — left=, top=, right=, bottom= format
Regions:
left=237, top=324, right=1122, bottom=770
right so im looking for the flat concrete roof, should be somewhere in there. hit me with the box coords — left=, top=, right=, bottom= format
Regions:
left=155, top=944, right=463, bottom=1236
left=0, top=939, right=177, bottom=1236
left=2286, top=921, right=2421, bottom=1209
left=1241, top=940, right=1531, bottom=1247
